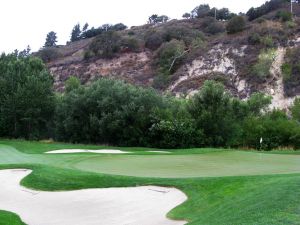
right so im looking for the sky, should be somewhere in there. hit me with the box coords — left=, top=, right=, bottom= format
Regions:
left=0, top=0, right=268, bottom=53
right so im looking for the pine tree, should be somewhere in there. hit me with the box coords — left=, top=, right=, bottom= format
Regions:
left=44, top=31, right=57, bottom=47
left=70, top=24, right=81, bottom=42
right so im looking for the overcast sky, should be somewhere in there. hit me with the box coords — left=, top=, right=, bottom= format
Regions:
left=0, top=0, right=268, bottom=53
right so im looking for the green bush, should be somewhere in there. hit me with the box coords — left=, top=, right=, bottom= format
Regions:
left=281, top=63, right=292, bottom=81
left=241, top=111, right=300, bottom=150
left=145, top=25, right=205, bottom=51
left=276, top=10, right=292, bottom=22
left=55, top=78, right=169, bottom=146
left=156, top=39, right=186, bottom=75
left=88, top=31, right=122, bottom=59
left=252, top=49, right=276, bottom=79
left=164, top=25, right=205, bottom=45
left=145, top=31, right=165, bottom=50
left=285, top=21, right=296, bottom=29
left=282, top=47, right=300, bottom=96
left=36, top=47, right=62, bottom=62
left=291, top=98, right=300, bottom=122
left=86, top=32, right=140, bottom=58
left=248, top=33, right=261, bottom=45
left=226, top=16, right=246, bottom=34
left=149, top=119, right=203, bottom=148
left=120, top=37, right=140, bottom=52
left=205, top=22, right=225, bottom=35
left=188, top=81, right=272, bottom=147
left=260, top=36, right=274, bottom=48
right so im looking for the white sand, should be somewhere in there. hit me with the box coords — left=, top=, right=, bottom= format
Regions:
left=46, top=149, right=131, bottom=154
left=0, top=169, right=187, bottom=225
left=147, top=151, right=171, bottom=153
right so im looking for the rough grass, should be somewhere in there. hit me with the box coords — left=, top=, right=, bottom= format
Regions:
left=0, top=140, right=300, bottom=224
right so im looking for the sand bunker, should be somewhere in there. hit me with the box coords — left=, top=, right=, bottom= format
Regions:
left=46, top=149, right=131, bottom=154
left=0, top=169, right=187, bottom=225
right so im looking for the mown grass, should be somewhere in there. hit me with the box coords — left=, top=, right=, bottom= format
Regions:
left=0, top=140, right=300, bottom=224
left=0, top=210, right=26, bottom=225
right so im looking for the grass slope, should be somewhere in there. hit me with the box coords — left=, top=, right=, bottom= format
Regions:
left=0, top=140, right=300, bottom=224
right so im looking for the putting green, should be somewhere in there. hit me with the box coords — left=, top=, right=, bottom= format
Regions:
left=1, top=143, right=300, bottom=178
left=70, top=151, right=300, bottom=178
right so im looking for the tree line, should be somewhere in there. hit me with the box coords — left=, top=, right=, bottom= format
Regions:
left=1, top=53, right=300, bottom=150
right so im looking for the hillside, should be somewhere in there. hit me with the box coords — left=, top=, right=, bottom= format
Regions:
left=38, top=0, right=300, bottom=110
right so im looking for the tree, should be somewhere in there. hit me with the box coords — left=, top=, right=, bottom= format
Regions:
left=149, top=14, right=159, bottom=24
left=157, top=15, right=169, bottom=23
left=102, top=24, right=112, bottom=31
left=182, top=13, right=191, bottom=19
left=112, top=23, right=127, bottom=31
left=188, top=80, right=235, bottom=146
left=246, top=0, right=286, bottom=21
left=0, top=53, right=55, bottom=139
left=82, top=23, right=89, bottom=32
left=18, top=45, right=31, bottom=57
left=216, top=8, right=233, bottom=20
left=191, top=4, right=211, bottom=18
left=226, top=16, right=246, bottom=34
left=70, top=24, right=81, bottom=42
left=44, top=31, right=57, bottom=47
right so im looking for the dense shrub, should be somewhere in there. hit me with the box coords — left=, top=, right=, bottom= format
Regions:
left=149, top=119, right=203, bottom=148
left=35, top=47, right=62, bottom=62
left=164, top=25, right=205, bottom=45
left=248, top=33, right=261, bottom=45
left=226, top=16, right=246, bottom=34
left=88, top=31, right=121, bottom=59
left=281, top=63, right=292, bottom=81
left=252, top=49, right=276, bottom=79
left=188, top=81, right=273, bottom=147
left=53, top=79, right=300, bottom=149
left=205, top=22, right=226, bottom=35
left=145, top=25, right=205, bottom=51
left=86, top=32, right=140, bottom=59
left=276, top=10, right=292, bottom=22
left=145, top=31, right=165, bottom=50
left=0, top=53, right=55, bottom=139
left=291, top=98, right=300, bottom=122
left=155, top=39, right=186, bottom=75
left=281, top=47, right=300, bottom=96
left=55, top=79, right=170, bottom=146
left=241, top=111, right=300, bottom=150
left=120, top=37, right=140, bottom=52
left=260, top=36, right=275, bottom=48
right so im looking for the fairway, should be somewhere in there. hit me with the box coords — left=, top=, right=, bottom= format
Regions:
left=70, top=151, right=300, bottom=178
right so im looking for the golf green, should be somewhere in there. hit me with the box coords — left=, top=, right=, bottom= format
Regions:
left=68, top=151, right=300, bottom=178
left=1, top=143, right=300, bottom=178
